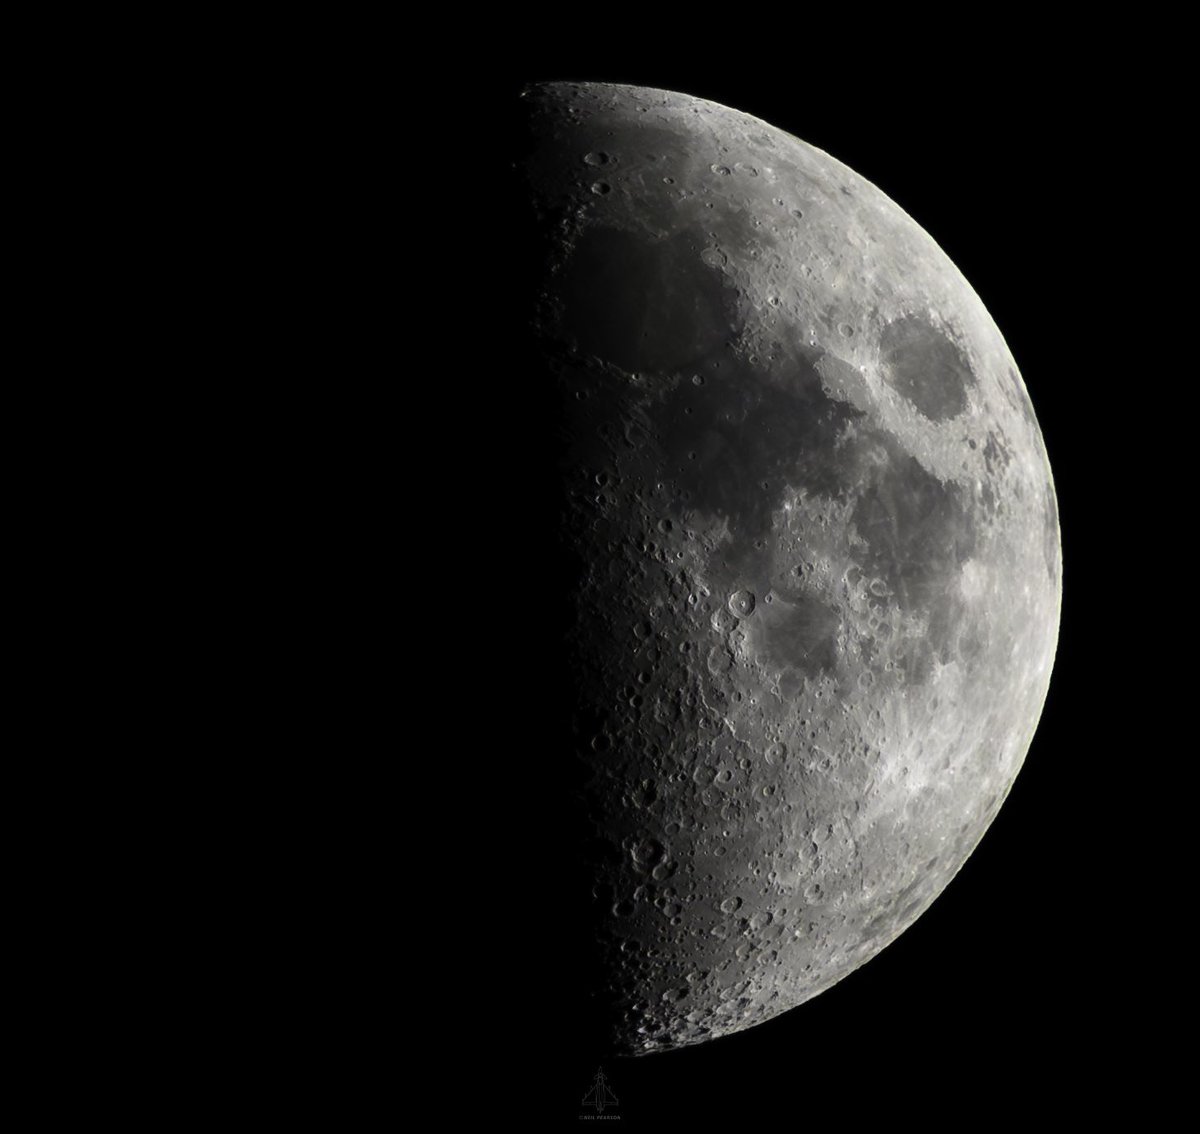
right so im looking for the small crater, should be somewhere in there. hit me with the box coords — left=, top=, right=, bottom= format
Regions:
left=728, top=590, right=756, bottom=618
left=632, top=838, right=667, bottom=869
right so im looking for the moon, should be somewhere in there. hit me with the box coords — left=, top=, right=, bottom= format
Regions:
left=515, top=81, right=1060, bottom=1055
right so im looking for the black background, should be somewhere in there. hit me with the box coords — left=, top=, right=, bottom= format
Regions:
left=449, top=36, right=1171, bottom=1125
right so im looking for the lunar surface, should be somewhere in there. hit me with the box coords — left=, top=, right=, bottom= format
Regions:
left=514, top=82, right=1060, bottom=1055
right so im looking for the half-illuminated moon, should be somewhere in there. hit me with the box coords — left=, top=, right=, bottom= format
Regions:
left=517, top=81, right=1061, bottom=1055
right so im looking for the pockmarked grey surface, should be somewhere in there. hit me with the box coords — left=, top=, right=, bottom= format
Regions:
left=519, top=82, right=1061, bottom=1055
